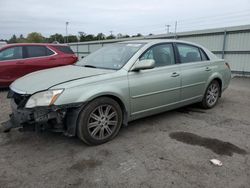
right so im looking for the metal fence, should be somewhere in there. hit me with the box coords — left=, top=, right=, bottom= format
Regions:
left=68, top=24, right=250, bottom=75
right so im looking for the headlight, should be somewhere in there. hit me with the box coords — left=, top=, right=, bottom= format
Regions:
left=25, top=89, right=64, bottom=108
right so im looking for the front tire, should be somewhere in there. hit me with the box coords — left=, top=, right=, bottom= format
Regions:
left=201, top=80, right=220, bottom=109
left=77, top=97, right=123, bottom=145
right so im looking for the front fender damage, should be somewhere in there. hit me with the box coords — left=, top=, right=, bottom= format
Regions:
left=0, top=100, right=85, bottom=137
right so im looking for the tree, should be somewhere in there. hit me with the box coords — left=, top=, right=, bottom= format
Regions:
left=66, top=35, right=78, bottom=43
left=96, top=33, right=105, bottom=40
left=17, top=34, right=26, bottom=43
left=121, top=34, right=130, bottom=38
left=78, top=32, right=86, bottom=42
left=116, top=33, right=123, bottom=39
left=85, top=34, right=95, bottom=41
left=26, top=32, right=45, bottom=43
left=106, top=35, right=115, bottom=40
left=132, top=33, right=143, bottom=38
left=48, top=33, right=64, bottom=43
left=8, top=34, right=17, bottom=43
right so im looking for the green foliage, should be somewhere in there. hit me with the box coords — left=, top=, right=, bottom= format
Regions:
left=6, top=32, right=133, bottom=44
left=16, top=34, right=26, bottom=43
left=48, top=33, right=64, bottom=43
left=96, top=33, right=105, bottom=40
left=8, top=35, right=17, bottom=43
left=106, top=35, right=115, bottom=40
left=132, top=33, right=143, bottom=38
left=66, top=35, right=78, bottom=43
left=26, top=32, right=45, bottom=43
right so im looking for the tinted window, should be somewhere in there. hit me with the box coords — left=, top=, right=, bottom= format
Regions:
left=0, top=46, right=23, bottom=61
left=177, top=44, right=202, bottom=63
left=26, top=46, right=47, bottom=58
left=53, top=46, right=74, bottom=54
left=46, top=47, right=55, bottom=55
left=140, top=44, right=175, bottom=67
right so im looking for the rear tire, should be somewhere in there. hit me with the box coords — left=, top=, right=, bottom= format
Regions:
left=77, top=97, right=122, bottom=145
left=201, top=80, right=220, bottom=109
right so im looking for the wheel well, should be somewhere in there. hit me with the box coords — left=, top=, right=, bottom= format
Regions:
left=94, top=95, right=128, bottom=126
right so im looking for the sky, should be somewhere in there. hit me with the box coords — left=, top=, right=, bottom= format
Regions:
left=0, top=0, right=250, bottom=39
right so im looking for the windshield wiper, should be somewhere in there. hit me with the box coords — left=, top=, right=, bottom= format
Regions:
left=83, top=65, right=97, bottom=68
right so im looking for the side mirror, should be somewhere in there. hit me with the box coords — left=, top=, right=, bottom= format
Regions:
left=131, top=59, right=155, bottom=71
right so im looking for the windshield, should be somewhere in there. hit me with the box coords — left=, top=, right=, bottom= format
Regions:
left=76, top=43, right=145, bottom=70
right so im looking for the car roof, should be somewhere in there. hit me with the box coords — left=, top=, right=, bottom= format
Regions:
left=119, top=39, right=207, bottom=49
left=1, top=43, right=68, bottom=48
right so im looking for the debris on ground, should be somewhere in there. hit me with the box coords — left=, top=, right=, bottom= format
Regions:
left=210, top=159, right=223, bottom=166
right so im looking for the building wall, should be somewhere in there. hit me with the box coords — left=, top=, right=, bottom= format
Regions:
left=68, top=25, right=250, bottom=75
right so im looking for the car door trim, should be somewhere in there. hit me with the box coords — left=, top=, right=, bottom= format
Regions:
left=131, top=95, right=203, bottom=115
left=181, top=81, right=206, bottom=89
left=131, top=86, right=181, bottom=99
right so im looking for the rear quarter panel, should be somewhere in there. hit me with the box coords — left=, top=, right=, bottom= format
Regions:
left=206, top=60, right=231, bottom=93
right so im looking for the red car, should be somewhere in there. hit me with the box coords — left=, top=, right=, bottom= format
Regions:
left=0, top=43, right=78, bottom=88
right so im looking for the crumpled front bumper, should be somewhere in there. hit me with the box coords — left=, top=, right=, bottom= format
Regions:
left=1, top=98, right=83, bottom=136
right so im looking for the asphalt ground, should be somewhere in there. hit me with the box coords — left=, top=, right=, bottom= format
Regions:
left=0, top=77, right=249, bottom=188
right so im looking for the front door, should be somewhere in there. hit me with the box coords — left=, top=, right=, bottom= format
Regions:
left=0, top=46, right=24, bottom=86
left=128, top=43, right=181, bottom=119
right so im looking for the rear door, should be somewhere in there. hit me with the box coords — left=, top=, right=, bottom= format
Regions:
left=0, top=46, right=25, bottom=85
left=22, top=45, right=57, bottom=75
left=176, top=43, right=211, bottom=102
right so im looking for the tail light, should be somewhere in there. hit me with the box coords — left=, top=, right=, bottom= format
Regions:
left=225, top=62, right=230, bottom=70
left=72, top=55, right=78, bottom=61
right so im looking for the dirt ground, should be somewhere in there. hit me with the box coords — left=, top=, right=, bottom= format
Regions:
left=0, top=77, right=249, bottom=188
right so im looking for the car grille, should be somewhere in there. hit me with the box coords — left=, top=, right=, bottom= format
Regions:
left=7, top=90, right=31, bottom=108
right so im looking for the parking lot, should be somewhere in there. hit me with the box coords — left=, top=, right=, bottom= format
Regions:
left=0, top=77, right=249, bottom=188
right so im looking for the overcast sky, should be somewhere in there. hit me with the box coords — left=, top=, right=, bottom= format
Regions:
left=0, top=0, right=250, bottom=39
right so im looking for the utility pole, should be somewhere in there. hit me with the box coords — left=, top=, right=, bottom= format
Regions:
left=174, top=21, right=178, bottom=39
left=165, top=24, right=171, bottom=34
left=65, top=21, right=69, bottom=43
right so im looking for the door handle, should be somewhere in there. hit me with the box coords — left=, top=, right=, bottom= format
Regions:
left=171, top=72, right=180, bottom=77
left=205, top=67, right=211, bottom=71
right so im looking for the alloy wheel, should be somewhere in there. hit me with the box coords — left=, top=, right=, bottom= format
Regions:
left=206, top=83, right=219, bottom=106
left=87, top=105, right=118, bottom=140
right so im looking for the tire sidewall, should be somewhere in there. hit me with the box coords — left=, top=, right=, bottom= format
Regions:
left=202, top=80, right=220, bottom=109
left=77, top=97, right=123, bottom=145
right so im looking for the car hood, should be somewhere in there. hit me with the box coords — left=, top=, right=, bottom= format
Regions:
left=10, top=65, right=115, bottom=94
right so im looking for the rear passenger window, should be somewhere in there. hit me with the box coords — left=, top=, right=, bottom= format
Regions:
left=46, top=47, right=55, bottom=56
left=26, top=46, right=47, bottom=58
left=177, top=44, right=202, bottom=63
left=53, top=46, right=74, bottom=54
left=199, top=49, right=209, bottom=61
left=140, top=44, right=175, bottom=67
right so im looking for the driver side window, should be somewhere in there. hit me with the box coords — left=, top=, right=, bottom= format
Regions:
left=140, top=44, right=175, bottom=67
left=0, top=46, right=23, bottom=61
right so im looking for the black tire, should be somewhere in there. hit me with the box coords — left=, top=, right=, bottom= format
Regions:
left=201, top=80, right=221, bottom=109
left=77, top=97, right=123, bottom=145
